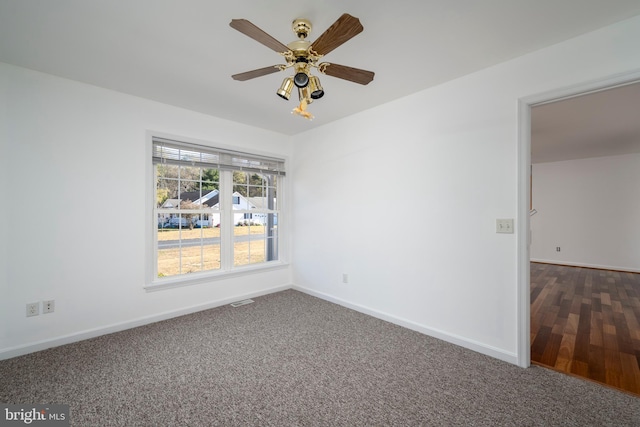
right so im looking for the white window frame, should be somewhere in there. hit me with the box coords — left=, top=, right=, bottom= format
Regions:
left=145, top=132, right=288, bottom=291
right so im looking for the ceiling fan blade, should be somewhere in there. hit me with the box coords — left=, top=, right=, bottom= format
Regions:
left=230, top=19, right=290, bottom=53
left=232, top=65, right=282, bottom=81
left=321, top=63, right=374, bottom=85
left=311, top=14, right=363, bottom=56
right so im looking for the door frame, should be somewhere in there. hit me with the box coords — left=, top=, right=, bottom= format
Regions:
left=516, top=69, right=640, bottom=368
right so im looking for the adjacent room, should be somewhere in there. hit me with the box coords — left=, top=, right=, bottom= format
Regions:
left=1, top=1, right=640, bottom=425
left=529, top=82, right=640, bottom=394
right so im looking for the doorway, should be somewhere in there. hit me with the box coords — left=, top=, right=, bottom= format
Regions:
left=517, top=72, right=640, bottom=392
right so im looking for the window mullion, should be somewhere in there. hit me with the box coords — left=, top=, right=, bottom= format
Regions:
left=220, top=170, right=234, bottom=271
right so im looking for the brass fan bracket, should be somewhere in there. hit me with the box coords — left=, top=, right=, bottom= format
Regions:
left=275, top=64, right=289, bottom=72
left=317, top=62, right=330, bottom=74
left=280, top=51, right=294, bottom=61
left=292, top=19, right=312, bottom=40
left=308, top=48, right=323, bottom=60
left=294, top=62, right=310, bottom=73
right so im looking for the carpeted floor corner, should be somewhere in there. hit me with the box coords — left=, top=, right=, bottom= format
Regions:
left=1, top=289, right=638, bottom=426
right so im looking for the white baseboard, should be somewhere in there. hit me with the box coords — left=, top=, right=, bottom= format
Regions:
left=0, top=284, right=292, bottom=361
left=530, top=259, right=640, bottom=273
left=293, top=285, right=519, bottom=366
left=3, top=283, right=520, bottom=365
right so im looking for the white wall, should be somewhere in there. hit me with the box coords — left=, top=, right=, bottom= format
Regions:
left=531, top=153, right=640, bottom=272
left=0, top=66, right=8, bottom=348
left=291, top=15, right=640, bottom=364
left=0, top=62, right=292, bottom=358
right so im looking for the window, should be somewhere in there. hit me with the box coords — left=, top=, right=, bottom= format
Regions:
left=151, top=137, right=285, bottom=282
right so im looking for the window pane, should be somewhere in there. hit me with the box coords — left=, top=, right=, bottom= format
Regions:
left=233, top=222, right=251, bottom=265
left=199, top=222, right=221, bottom=269
left=209, top=212, right=221, bottom=227
left=202, top=244, right=221, bottom=271
left=158, top=213, right=170, bottom=230
left=157, top=178, right=178, bottom=208
left=248, top=185, right=265, bottom=199
left=249, top=239, right=266, bottom=264
left=233, top=171, right=248, bottom=184
left=202, top=168, right=219, bottom=191
left=233, top=172, right=247, bottom=198
left=234, top=222, right=249, bottom=237
left=250, top=173, right=267, bottom=187
left=158, top=246, right=180, bottom=278
left=233, top=221, right=265, bottom=235
left=157, top=164, right=179, bottom=179
left=198, top=192, right=220, bottom=211
left=233, top=239, right=266, bottom=266
left=180, top=244, right=203, bottom=274
left=168, top=213, right=188, bottom=229
left=179, top=165, right=201, bottom=191
left=233, top=241, right=249, bottom=266
left=179, top=181, right=201, bottom=198
left=249, top=222, right=266, bottom=237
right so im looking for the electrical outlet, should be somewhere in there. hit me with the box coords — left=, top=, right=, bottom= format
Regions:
left=26, top=302, right=39, bottom=317
left=342, top=273, right=349, bottom=284
left=43, top=300, right=55, bottom=314
left=556, top=247, right=561, bottom=252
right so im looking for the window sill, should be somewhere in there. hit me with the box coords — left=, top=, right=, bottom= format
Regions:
left=144, top=262, right=289, bottom=292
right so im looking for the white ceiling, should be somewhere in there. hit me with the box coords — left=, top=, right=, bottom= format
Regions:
left=1, top=0, right=640, bottom=138
left=532, top=82, right=640, bottom=163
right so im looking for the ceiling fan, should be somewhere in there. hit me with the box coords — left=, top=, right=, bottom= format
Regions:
left=229, top=13, right=375, bottom=120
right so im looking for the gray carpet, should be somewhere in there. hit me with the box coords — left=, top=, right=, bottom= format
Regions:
left=1, top=290, right=638, bottom=426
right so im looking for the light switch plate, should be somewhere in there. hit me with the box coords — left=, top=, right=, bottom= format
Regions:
left=496, top=219, right=514, bottom=234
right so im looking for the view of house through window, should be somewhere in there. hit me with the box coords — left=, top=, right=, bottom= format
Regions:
left=152, top=138, right=284, bottom=279
left=232, top=171, right=278, bottom=266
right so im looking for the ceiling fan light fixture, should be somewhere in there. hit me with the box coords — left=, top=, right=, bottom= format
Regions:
left=309, top=76, right=324, bottom=99
left=276, top=77, right=294, bottom=100
left=293, top=72, right=309, bottom=88
left=298, top=86, right=313, bottom=103
left=230, top=13, right=375, bottom=119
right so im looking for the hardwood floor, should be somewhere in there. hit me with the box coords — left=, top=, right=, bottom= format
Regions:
left=530, top=262, right=640, bottom=396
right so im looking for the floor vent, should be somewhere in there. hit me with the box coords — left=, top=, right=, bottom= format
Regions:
left=230, top=299, right=254, bottom=308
